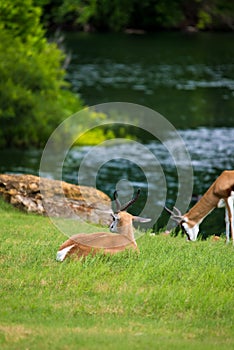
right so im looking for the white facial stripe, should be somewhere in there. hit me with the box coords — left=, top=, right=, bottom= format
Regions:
left=109, top=214, right=119, bottom=233
left=182, top=222, right=200, bottom=241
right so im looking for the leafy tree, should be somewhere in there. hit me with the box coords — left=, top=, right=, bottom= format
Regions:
left=37, top=0, right=234, bottom=31
left=197, top=0, right=234, bottom=30
left=0, top=0, right=44, bottom=41
left=0, top=0, right=83, bottom=148
left=154, top=0, right=184, bottom=28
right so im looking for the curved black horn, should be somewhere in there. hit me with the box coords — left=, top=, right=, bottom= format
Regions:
left=120, top=188, right=141, bottom=211
left=113, top=190, right=121, bottom=212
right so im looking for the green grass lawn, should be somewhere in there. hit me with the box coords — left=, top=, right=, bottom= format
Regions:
left=0, top=198, right=234, bottom=349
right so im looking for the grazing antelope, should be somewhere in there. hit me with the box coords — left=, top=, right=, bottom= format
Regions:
left=166, top=170, right=234, bottom=243
left=56, top=189, right=151, bottom=261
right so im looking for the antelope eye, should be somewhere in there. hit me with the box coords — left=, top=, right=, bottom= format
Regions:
left=111, top=214, right=118, bottom=221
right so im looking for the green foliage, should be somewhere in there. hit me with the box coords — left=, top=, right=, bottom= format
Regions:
left=43, top=0, right=132, bottom=31
left=0, top=0, right=83, bottom=148
left=197, top=9, right=212, bottom=30
left=94, top=0, right=133, bottom=31
left=0, top=0, right=45, bottom=45
left=54, top=0, right=97, bottom=27
left=154, top=0, right=184, bottom=28
left=0, top=198, right=234, bottom=349
left=209, top=0, right=234, bottom=29
left=37, top=0, right=234, bottom=31
left=76, top=127, right=115, bottom=146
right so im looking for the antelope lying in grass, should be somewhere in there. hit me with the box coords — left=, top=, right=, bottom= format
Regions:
left=56, top=189, right=151, bottom=261
left=166, top=170, right=234, bottom=243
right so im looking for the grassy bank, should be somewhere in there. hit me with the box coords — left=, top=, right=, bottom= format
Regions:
left=0, top=198, right=234, bottom=349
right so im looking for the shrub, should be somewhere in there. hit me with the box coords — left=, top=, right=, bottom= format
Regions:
left=0, top=0, right=83, bottom=148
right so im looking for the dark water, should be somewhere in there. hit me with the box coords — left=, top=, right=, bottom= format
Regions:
left=66, top=31, right=234, bottom=128
left=1, top=32, right=234, bottom=237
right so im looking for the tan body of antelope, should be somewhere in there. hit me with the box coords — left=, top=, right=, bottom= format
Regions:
left=56, top=189, right=151, bottom=261
left=166, top=170, right=234, bottom=243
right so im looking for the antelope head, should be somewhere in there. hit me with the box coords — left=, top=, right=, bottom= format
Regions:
left=110, top=189, right=151, bottom=234
left=165, top=206, right=199, bottom=241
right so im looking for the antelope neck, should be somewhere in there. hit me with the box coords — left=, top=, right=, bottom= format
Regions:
left=185, top=185, right=220, bottom=226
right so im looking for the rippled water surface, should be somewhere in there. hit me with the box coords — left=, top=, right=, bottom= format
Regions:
left=1, top=127, right=234, bottom=236
left=70, top=62, right=234, bottom=94
left=66, top=32, right=234, bottom=128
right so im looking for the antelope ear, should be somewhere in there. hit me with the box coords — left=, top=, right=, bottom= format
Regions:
left=132, top=216, right=151, bottom=223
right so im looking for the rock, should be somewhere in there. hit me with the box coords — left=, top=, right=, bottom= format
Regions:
left=0, top=174, right=111, bottom=225
left=183, top=26, right=198, bottom=33
left=124, top=28, right=146, bottom=35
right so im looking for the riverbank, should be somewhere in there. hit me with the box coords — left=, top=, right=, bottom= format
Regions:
left=0, top=198, right=233, bottom=349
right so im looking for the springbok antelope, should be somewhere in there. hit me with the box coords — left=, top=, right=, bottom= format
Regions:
left=166, top=170, right=234, bottom=243
left=56, top=189, right=151, bottom=261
